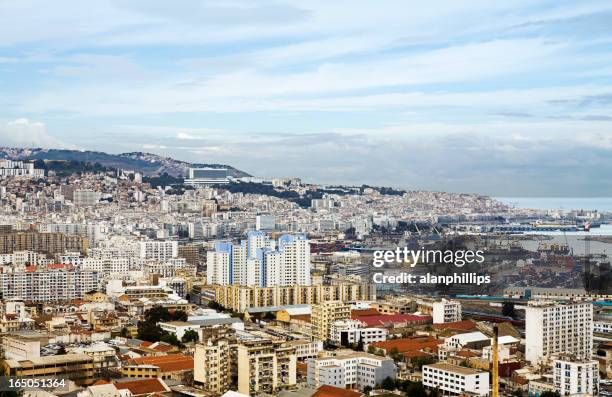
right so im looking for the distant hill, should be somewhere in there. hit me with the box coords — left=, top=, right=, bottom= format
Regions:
left=0, top=147, right=250, bottom=178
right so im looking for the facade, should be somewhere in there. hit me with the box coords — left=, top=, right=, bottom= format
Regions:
left=422, top=363, right=489, bottom=396
left=73, top=189, right=99, bottom=207
left=307, top=351, right=396, bottom=391
left=0, top=160, right=44, bottom=179
left=432, top=299, right=462, bottom=324
left=2, top=354, right=95, bottom=386
left=330, top=319, right=388, bottom=346
left=194, top=337, right=234, bottom=394
left=0, top=231, right=89, bottom=255
left=525, top=301, right=593, bottom=363
left=312, top=301, right=351, bottom=341
left=185, top=167, right=229, bottom=186
left=0, top=270, right=99, bottom=302
left=206, top=232, right=311, bottom=288
left=139, top=240, right=179, bottom=261
left=553, top=357, right=599, bottom=396
left=38, top=223, right=102, bottom=243
left=256, top=215, right=276, bottom=231
left=2, top=335, right=40, bottom=360
left=212, top=281, right=375, bottom=312
left=237, top=339, right=297, bottom=395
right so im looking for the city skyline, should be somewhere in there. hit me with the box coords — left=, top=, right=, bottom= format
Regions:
left=1, top=1, right=612, bottom=195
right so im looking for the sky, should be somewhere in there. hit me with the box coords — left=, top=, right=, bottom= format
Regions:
left=1, top=0, right=612, bottom=196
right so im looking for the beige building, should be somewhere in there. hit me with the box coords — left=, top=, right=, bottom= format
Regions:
left=194, top=337, right=234, bottom=394
left=2, top=335, right=40, bottom=360
left=237, top=339, right=297, bottom=395
left=311, top=301, right=351, bottom=341
left=212, top=281, right=374, bottom=312
left=2, top=353, right=95, bottom=385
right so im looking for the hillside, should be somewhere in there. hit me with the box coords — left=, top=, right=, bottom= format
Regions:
left=0, top=147, right=250, bottom=178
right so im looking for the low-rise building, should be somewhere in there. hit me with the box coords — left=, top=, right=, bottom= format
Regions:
left=422, top=363, right=489, bottom=396
left=307, top=351, right=396, bottom=391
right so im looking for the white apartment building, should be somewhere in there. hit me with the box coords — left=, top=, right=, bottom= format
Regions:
left=0, top=160, right=44, bottom=179
left=256, top=215, right=276, bottom=231
left=330, top=319, right=388, bottom=346
left=525, top=301, right=593, bottom=364
left=432, top=299, right=462, bottom=324
left=307, top=352, right=397, bottom=391
left=422, top=363, right=489, bottom=396
left=139, top=240, right=178, bottom=261
left=554, top=357, right=599, bottom=396
left=206, top=232, right=311, bottom=287
left=0, top=271, right=99, bottom=302
left=439, top=331, right=490, bottom=360
left=285, top=339, right=324, bottom=360
left=594, top=321, right=611, bottom=334
left=73, top=189, right=99, bottom=206
left=38, top=223, right=103, bottom=243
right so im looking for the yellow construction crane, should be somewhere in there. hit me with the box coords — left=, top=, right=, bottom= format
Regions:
left=492, top=325, right=499, bottom=397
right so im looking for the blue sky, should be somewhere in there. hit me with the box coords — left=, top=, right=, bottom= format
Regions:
left=1, top=0, right=612, bottom=196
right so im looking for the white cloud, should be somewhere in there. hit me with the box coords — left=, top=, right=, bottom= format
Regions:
left=0, top=118, right=67, bottom=148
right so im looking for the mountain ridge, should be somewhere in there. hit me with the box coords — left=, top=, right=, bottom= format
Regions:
left=0, top=147, right=251, bottom=178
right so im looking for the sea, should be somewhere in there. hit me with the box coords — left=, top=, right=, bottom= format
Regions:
left=496, top=197, right=612, bottom=213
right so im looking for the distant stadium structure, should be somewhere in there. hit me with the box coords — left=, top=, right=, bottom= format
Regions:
left=184, top=167, right=229, bottom=186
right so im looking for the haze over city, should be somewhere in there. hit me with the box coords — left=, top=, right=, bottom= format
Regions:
left=1, top=0, right=612, bottom=195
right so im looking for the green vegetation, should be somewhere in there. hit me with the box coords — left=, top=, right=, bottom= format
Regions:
left=409, top=355, right=436, bottom=369
left=143, top=172, right=184, bottom=187
left=33, top=160, right=111, bottom=176
left=502, top=301, right=516, bottom=317
left=137, top=306, right=188, bottom=342
left=376, top=379, right=430, bottom=397
left=182, top=329, right=199, bottom=343
left=160, top=333, right=183, bottom=347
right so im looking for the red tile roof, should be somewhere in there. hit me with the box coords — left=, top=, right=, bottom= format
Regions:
left=354, top=314, right=431, bottom=327
left=351, top=309, right=380, bottom=317
left=313, top=385, right=363, bottom=397
left=129, top=354, right=193, bottom=373
left=370, top=336, right=442, bottom=354
left=433, top=320, right=477, bottom=331
left=115, top=379, right=168, bottom=395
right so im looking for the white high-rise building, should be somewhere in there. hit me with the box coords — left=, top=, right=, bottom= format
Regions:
left=73, top=189, right=99, bottom=206
left=0, top=160, right=44, bottom=179
left=554, top=357, right=599, bottom=396
left=525, top=301, right=593, bottom=364
left=139, top=240, right=178, bottom=261
left=256, top=215, right=276, bottom=231
left=206, top=232, right=310, bottom=287
left=432, top=299, right=462, bottom=324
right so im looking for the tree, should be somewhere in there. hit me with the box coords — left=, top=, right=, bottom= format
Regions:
left=363, top=386, right=372, bottom=395
left=381, top=377, right=396, bottom=391
left=405, top=382, right=428, bottom=397
left=540, top=392, right=560, bottom=397
left=410, top=356, right=435, bottom=370
left=502, top=301, right=516, bottom=317
left=160, top=333, right=183, bottom=347
left=389, top=347, right=402, bottom=362
left=137, top=322, right=166, bottom=342
left=367, top=345, right=377, bottom=354
left=137, top=306, right=189, bottom=342
left=182, top=329, right=199, bottom=343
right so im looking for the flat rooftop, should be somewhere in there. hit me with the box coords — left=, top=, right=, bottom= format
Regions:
left=425, top=363, right=485, bottom=375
